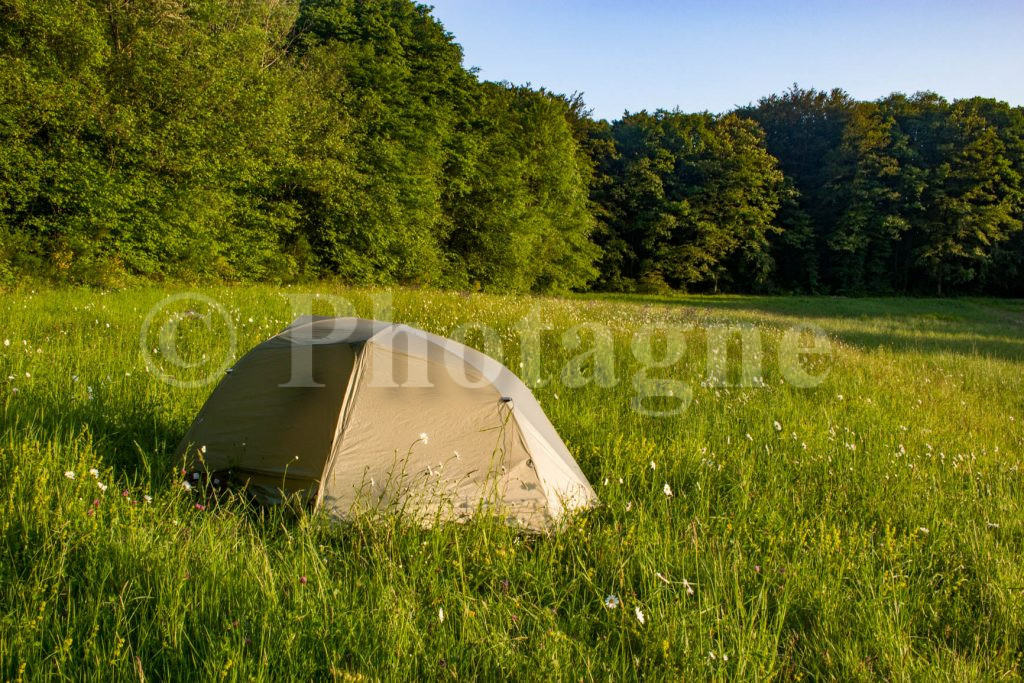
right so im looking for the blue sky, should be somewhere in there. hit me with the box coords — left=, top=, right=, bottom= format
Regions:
left=427, top=0, right=1024, bottom=120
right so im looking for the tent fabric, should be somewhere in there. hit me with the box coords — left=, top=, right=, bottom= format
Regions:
left=176, top=317, right=596, bottom=530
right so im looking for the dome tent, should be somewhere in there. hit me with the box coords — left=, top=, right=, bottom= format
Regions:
left=176, top=316, right=596, bottom=530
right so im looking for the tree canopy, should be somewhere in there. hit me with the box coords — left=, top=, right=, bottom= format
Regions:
left=1, top=1, right=1022, bottom=295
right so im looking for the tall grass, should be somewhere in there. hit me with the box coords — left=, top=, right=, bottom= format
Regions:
left=1, top=286, right=1022, bottom=680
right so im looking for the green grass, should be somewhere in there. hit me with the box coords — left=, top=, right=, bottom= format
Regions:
left=2, top=285, right=1023, bottom=680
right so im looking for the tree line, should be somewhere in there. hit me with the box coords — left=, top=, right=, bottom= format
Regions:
left=1, top=0, right=1021, bottom=295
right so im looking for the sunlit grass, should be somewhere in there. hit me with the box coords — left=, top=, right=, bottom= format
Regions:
left=1, top=285, right=1022, bottom=680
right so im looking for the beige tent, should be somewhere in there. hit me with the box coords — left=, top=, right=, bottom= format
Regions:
left=176, top=316, right=596, bottom=530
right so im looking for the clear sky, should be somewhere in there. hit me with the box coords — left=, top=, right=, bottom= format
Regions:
left=428, top=0, right=1024, bottom=120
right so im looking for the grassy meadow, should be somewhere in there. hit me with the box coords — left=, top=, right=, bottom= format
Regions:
left=1, top=286, right=1023, bottom=680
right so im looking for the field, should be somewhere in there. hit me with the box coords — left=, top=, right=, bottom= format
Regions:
left=2, top=286, right=1023, bottom=680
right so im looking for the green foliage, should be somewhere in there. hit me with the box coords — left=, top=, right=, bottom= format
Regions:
left=0, top=3, right=1022, bottom=295
left=0, top=0, right=599, bottom=292
left=590, top=110, right=783, bottom=292
left=738, top=87, right=1024, bottom=295
left=442, top=83, right=598, bottom=292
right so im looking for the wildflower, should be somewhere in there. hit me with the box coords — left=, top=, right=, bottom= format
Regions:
left=64, top=471, right=75, bottom=479
left=634, top=606, right=645, bottom=625
left=836, top=394, right=844, bottom=401
left=420, top=432, right=429, bottom=445
left=682, top=579, right=695, bottom=596
left=86, top=508, right=95, bottom=517
left=96, top=482, right=108, bottom=492
left=299, top=576, right=308, bottom=585
left=604, top=594, right=620, bottom=609
left=2, top=339, right=8, bottom=347
left=754, top=565, right=761, bottom=573
left=745, top=433, right=753, bottom=441
left=438, top=606, right=445, bottom=623
left=199, top=445, right=206, bottom=455
left=773, top=420, right=782, bottom=432
left=143, top=495, right=152, bottom=504
left=663, top=483, right=673, bottom=497
left=24, top=372, right=30, bottom=379
left=88, top=468, right=99, bottom=478
left=182, top=481, right=192, bottom=491
left=919, top=527, right=929, bottom=535
left=649, top=460, right=656, bottom=470
left=194, top=503, right=206, bottom=511
left=625, top=501, right=633, bottom=512
left=709, top=651, right=716, bottom=661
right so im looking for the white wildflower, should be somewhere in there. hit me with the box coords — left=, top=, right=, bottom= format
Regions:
left=88, top=468, right=99, bottom=478
left=419, top=432, right=429, bottom=445
left=143, top=495, right=153, bottom=504
left=604, top=594, right=620, bottom=609
left=438, top=606, right=444, bottom=623
left=919, top=527, right=929, bottom=535
left=773, top=420, right=782, bottom=432
left=182, top=481, right=192, bottom=491
left=649, top=460, right=656, bottom=470
left=64, top=471, right=75, bottom=479
left=634, top=606, right=645, bottom=625
left=96, top=482, right=108, bottom=492
left=2, top=339, right=8, bottom=347
left=663, top=483, right=673, bottom=497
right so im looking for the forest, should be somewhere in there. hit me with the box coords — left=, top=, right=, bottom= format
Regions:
left=1, top=0, right=1022, bottom=295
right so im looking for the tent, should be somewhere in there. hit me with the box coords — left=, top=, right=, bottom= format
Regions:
left=176, top=316, right=596, bottom=530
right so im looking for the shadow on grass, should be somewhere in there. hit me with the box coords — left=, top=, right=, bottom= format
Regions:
left=587, top=294, right=1024, bottom=362
left=1, top=388, right=184, bottom=484
left=588, top=293, right=1024, bottom=325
